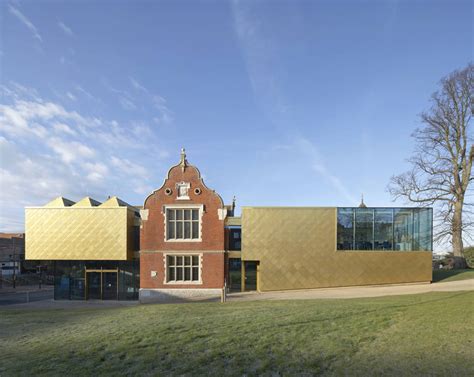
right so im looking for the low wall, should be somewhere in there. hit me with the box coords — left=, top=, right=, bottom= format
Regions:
left=139, top=288, right=222, bottom=303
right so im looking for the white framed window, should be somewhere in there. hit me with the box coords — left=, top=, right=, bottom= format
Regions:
left=166, top=255, right=200, bottom=282
left=165, top=205, right=202, bottom=241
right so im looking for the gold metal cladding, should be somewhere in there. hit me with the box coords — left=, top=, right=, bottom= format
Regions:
left=227, top=251, right=241, bottom=259
left=73, top=196, right=101, bottom=207
left=225, top=216, right=241, bottom=226
left=25, top=198, right=137, bottom=260
left=241, top=207, right=432, bottom=292
left=44, top=196, right=75, bottom=207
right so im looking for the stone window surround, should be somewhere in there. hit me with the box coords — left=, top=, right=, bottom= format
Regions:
left=163, top=252, right=203, bottom=285
left=163, top=204, right=204, bottom=242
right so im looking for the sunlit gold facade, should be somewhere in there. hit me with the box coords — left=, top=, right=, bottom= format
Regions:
left=241, top=207, right=432, bottom=291
left=25, top=197, right=138, bottom=261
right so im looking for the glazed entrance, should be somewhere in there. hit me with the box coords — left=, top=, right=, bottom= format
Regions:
left=227, top=258, right=259, bottom=292
left=53, top=260, right=139, bottom=300
left=86, top=269, right=118, bottom=300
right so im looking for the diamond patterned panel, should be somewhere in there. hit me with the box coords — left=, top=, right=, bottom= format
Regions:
left=25, top=207, right=130, bottom=260
left=242, top=207, right=432, bottom=291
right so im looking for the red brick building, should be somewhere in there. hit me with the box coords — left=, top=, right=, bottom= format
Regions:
left=139, top=149, right=231, bottom=302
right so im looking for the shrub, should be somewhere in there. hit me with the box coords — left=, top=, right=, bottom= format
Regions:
left=464, top=246, right=474, bottom=268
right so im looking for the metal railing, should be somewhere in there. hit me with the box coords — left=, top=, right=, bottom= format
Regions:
left=0, top=274, right=54, bottom=289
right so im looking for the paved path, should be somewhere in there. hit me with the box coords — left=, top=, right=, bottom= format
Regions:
left=1, top=280, right=472, bottom=309
left=227, top=279, right=474, bottom=302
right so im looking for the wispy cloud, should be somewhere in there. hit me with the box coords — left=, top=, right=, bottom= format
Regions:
left=130, top=77, right=148, bottom=93
left=110, top=156, right=148, bottom=179
left=47, top=137, right=95, bottom=163
left=119, top=97, right=136, bottom=111
left=103, top=76, right=174, bottom=121
left=74, top=85, right=100, bottom=102
left=83, top=162, right=109, bottom=182
left=152, top=95, right=173, bottom=124
left=66, top=92, right=76, bottom=101
left=231, top=1, right=288, bottom=121
left=8, top=4, right=42, bottom=42
left=231, top=3, right=355, bottom=204
left=295, top=137, right=357, bottom=204
left=53, top=122, right=77, bottom=136
left=58, top=21, right=73, bottom=36
left=102, top=78, right=138, bottom=111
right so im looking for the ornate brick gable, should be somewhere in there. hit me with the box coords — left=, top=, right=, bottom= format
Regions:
left=139, top=149, right=226, bottom=295
left=140, top=149, right=226, bottom=251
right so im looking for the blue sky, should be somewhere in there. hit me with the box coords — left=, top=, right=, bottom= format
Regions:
left=0, top=0, right=472, bottom=234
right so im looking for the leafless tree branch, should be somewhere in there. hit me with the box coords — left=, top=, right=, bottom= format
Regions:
left=388, top=64, right=473, bottom=268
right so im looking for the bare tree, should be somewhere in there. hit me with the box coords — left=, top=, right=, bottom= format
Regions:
left=389, top=64, right=473, bottom=269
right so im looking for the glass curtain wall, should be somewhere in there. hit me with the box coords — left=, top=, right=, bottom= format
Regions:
left=53, top=260, right=140, bottom=300
left=374, top=209, right=393, bottom=250
left=336, top=208, right=354, bottom=250
left=337, top=208, right=432, bottom=251
left=355, top=209, right=374, bottom=250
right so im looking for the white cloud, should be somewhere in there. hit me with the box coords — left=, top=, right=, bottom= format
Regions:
left=152, top=95, right=173, bottom=124
left=130, top=77, right=148, bottom=92
left=0, top=99, right=87, bottom=138
left=103, top=77, right=174, bottom=123
left=131, top=122, right=152, bottom=137
left=102, top=79, right=137, bottom=110
left=86, top=172, right=103, bottom=182
left=1, top=82, right=41, bottom=101
left=0, top=83, right=171, bottom=231
left=8, top=5, right=42, bottom=42
left=157, top=150, right=170, bottom=159
left=47, top=137, right=95, bottom=163
left=119, top=97, right=136, bottom=111
left=66, top=92, right=76, bottom=101
left=295, top=137, right=357, bottom=204
left=74, top=85, right=99, bottom=102
left=152, top=95, right=167, bottom=110
left=53, top=122, right=76, bottom=136
left=133, top=182, right=153, bottom=195
left=110, top=156, right=148, bottom=179
left=58, top=21, right=73, bottom=36
left=0, top=138, right=91, bottom=228
left=231, top=1, right=288, bottom=122
left=84, top=162, right=108, bottom=176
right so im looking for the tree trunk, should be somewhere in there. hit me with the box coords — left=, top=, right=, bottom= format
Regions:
left=452, top=201, right=467, bottom=269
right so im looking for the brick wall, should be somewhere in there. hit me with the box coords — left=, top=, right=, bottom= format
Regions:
left=140, top=157, right=226, bottom=290
left=140, top=252, right=224, bottom=289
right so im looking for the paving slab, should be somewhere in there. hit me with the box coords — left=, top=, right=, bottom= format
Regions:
left=227, top=279, right=474, bottom=302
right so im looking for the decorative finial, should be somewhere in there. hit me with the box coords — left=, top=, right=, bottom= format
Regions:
left=359, top=194, right=367, bottom=208
left=179, top=148, right=187, bottom=172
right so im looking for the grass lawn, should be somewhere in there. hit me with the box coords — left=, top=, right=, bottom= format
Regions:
left=1, top=292, right=473, bottom=376
left=432, top=268, right=474, bottom=282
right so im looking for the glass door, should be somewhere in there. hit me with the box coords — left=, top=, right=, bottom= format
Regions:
left=228, top=258, right=242, bottom=292
left=244, top=261, right=258, bottom=291
left=86, top=272, right=101, bottom=299
left=103, top=272, right=118, bottom=300
left=86, top=269, right=118, bottom=300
